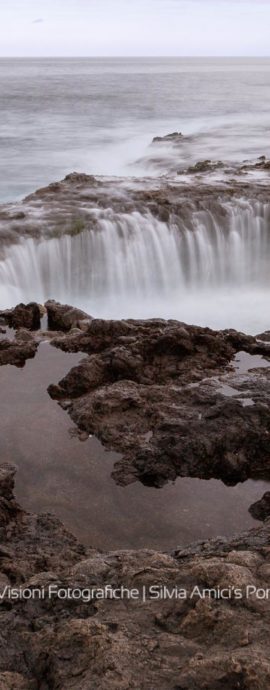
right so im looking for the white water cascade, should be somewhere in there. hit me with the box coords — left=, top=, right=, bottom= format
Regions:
left=1, top=201, right=270, bottom=333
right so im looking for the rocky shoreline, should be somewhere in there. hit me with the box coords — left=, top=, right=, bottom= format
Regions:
left=1, top=301, right=270, bottom=688
left=0, top=162, right=270, bottom=251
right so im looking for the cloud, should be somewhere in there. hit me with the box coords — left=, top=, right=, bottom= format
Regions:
left=32, top=18, right=43, bottom=24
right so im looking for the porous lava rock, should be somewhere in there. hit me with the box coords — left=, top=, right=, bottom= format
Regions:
left=45, top=299, right=92, bottom=332
left=0, top=463, right=270, bottom=689
left=0, top=302, right=41, bottom=330
left=48, top=317, right=270, bottom=488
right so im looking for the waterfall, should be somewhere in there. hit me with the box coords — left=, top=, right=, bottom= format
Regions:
left=1, top=200, right=270, bottom=332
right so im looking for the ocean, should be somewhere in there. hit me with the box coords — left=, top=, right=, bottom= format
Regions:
left=1, top=56, right=270, bottom=202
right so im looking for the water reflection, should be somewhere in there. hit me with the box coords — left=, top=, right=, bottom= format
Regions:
left=0, top=341, right=267, bottom=550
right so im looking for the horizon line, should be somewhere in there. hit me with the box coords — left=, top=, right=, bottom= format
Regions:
left=1, top=54, right=270, bottom=59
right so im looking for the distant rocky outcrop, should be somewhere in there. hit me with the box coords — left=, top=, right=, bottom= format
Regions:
left=183, top=159, right=224, bottom=174
left=241, top=156, right=270, bottom=172
left=152, top=131, right=183, bottom=143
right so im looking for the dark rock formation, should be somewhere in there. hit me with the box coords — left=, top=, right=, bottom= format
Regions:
left=45, top=299, right=92, bottom=332
left=0, top=328, right=38, bottom=366
left=47, top=316, right=270, bottom=487
left=241, top=156, right=270, bottom=172
left=0, top=306, right=270, bottom=687
left=24, top=172, right=99, bottom=201
left=152, top=131, right=183, bottom=143
left=0, top=302, right=41, bottom=330
left=0, top=463, right=270, bottom=689
left=0, top=464, right=85, bottom=576
left=249, top=492, right=270, bottom=521
left=183, top=160, right=224, bottom=174
left=256, top=330, right=270, bottom=342
left=1, top=166, right=270, bottom=250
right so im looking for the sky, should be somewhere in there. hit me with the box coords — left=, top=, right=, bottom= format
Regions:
left=0, top=0, right=270, bottom=57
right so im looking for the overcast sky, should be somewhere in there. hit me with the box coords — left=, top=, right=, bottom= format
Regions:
left=1, top=0, right=270, bottom=57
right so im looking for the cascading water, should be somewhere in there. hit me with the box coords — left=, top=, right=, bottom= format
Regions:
left=1, top=200, right=270, bottom=333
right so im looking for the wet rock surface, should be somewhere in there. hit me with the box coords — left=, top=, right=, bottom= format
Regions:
left=1, top=463, right=270, bottom=689
left=48, top=316, right=270, bottom=488
left=45, top=299, right=92, bottom=332
left=0, top=302, right=41, bottom=330
left=152, top=131, right=183, bottom=143
left=0, top=303, right=42, bottom=366
left=249, top=492, right=270, bottom=522
left=1, top=305, right=270, bottom=688
left=183, top=159, right=225, bottom=174
left=241, top=156, right=270, bottom=172
left=0, top=328, right=38, bottom=367
left=0, top=164, right=270, bottom=250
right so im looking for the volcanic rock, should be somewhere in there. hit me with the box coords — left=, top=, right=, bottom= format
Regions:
left=249, top=492, right=270, bottom=521
left=0, top=309, right=270, bottom=687
left=0, top=302, right=41, bottom=330
left=184, top=160, right=224, bottom=174
left=241, top=157, right=270, bottom=172
left=45, top=299, right=92, bottom=332
left=0, top=328, right=38, bottom=366
left=0, top=463, right=270, bottom=688
left=256, top=330, right=270, bottom=342
left=2, top=166, right=270, bottom=250
left=47, top=316, right=270, bottom=488
left=152, top=131, right=183, bottom=143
